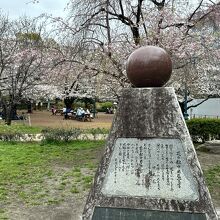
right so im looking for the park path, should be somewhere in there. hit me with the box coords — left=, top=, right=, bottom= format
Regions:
left=21, top=111, right=114, bottom=129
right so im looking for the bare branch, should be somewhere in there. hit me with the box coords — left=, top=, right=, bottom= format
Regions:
left=187, top=95, right=212, bottom=110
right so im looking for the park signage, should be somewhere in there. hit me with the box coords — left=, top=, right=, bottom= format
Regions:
left=82, top=46, right=218, bottom=220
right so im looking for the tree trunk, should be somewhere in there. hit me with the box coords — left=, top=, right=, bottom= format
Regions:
left=47, top=99, right=50, bottom=111
left=64, top=97, right=75, bottom=109
left=5, top=105, right=12, bottom=125
left=131, top=26, right=140, bottom=45
left=64, top=97, right=75, bottom=119
left=27, top=101, right=32, bottom=113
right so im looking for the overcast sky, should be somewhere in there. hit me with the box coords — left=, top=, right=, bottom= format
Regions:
left=0, top=0, right=69, bottom=20
left=1, top=0, right=218, bottom=20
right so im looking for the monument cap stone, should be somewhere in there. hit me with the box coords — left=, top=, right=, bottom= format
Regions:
left=126, top=46, right=172, bottom=87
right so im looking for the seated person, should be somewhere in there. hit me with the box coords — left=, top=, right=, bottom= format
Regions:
left=76, top=107, right=81, bottom=117
left=51, top=106, right=56, bottom=115
left=85, top=108, right=90, bottom=114
left=81, top=108, right=85, bottom=117
left=76, top=107, right=85, bottom=118
left=109, top=107, right=114, bottom=114
left=67, top=108, right=71, bottom=113
left=63, top=107, right=71, bottom=119
left=85, top=109, right=93, bottom=118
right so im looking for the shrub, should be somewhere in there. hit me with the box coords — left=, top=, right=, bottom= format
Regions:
left=186, top=118, right=220, bottom=143
left=87, top=128, right=109, bottom=140
left=97, top=102, right=113, bottom=112
left=73, top=101, right=85, bottom=109
left=41, top=128, right=82, bottom=143
left=86, top=128, right=109, bottom=135
left=0, top=132, right=24, bottom=141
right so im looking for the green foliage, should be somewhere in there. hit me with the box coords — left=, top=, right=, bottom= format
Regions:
left=86, top=128, right=109, bottom=140
left=72, top=101, right=85, bottom=109
left=41, top=128, right=82, bottom=143
left=82, top=176, right=94, bottom=189
left=97, top=102, right=113, bottom=112
left=0, top=132, right=24, bottom=141
left=0, top=208, right=8, bottom=220
left=16, top=32, right=41, bottom=42
left=204, top=165, right=220, bottom=192
left=78, top=98, right=94, bottom=109
left=54, top=100, right=64, bottom=109
left=186, top=118, right=220, bottom=143
left=70, top=186, right=79, bottom=194
left=86, top=128, right=109, bottom=134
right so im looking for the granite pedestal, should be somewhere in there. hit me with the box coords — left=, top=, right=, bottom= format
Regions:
left=83, top=87, right=218, bottom=220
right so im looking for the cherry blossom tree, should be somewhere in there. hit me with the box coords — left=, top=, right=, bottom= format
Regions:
left=0, top=15, right=54, bottom=125
left=53, top=0, right=220, bottom=105
left=21, top=0, right=220, bottom=114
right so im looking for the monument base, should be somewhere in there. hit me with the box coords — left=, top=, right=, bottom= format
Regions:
left=92, top=207, right=206, bottom=220
left=83, top=88, right=218, bottom=220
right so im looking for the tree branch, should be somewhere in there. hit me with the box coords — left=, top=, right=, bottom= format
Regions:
left=188, top=0, right=204, bottom=21
left=151, top=0, right=165, bottom=10
left=136, top=0, right=143, bottom=25
left=187, top=95, right=212, bottom=110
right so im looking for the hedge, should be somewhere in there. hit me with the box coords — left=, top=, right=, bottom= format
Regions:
left=186, top=118, right=220, bottom=143
left=97, top=102, right=113, bottom=112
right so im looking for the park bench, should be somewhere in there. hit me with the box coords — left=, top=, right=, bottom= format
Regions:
left=54, top=109, right=63, bottom=115
left=75, top=113, right=92, bottom=122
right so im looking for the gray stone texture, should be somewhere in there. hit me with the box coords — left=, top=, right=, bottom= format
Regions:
left=82, top=87, right=218, bottom=220
left=101, top=138, right=199, bottom=200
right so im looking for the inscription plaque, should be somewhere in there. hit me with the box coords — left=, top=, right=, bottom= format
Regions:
left=101, top=138, right=199, bottom=201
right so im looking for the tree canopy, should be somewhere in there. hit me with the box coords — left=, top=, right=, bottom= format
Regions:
left=50, top=0, right=220, bottom=101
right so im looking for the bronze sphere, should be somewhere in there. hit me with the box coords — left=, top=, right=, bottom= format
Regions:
left=126, top=46, right=172, bottom=87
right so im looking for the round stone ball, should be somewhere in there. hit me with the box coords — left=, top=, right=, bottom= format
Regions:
left=126, top=46, right=172, bottom=87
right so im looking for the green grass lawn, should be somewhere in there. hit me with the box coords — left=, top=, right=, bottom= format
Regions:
left=0, top=140, right=219, bottom=219
left=0, top=122, right=42, bottom=134
left=204, top=165, right=220, bottom=198
left=0, top=140, right=104, bottom=219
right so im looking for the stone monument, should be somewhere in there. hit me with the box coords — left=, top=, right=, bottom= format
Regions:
left=82, top=46, right=218, bottom=220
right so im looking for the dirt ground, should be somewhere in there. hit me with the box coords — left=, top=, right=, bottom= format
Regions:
left=22, top=111, right=114, bottom=129
left=6, top=194, right=87, bottom=220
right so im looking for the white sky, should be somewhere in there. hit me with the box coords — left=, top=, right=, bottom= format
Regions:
left=0, top=0, right=69, bottom=20
left=1, top=0, right=218, bottom=20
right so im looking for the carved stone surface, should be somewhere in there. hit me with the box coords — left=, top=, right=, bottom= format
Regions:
left=101, top=138, right=198, bottom=200
left=82, top=88, right=218, bottom=220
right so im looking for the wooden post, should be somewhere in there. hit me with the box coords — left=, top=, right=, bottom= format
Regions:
left=28, top=114, right=31, bottom=126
